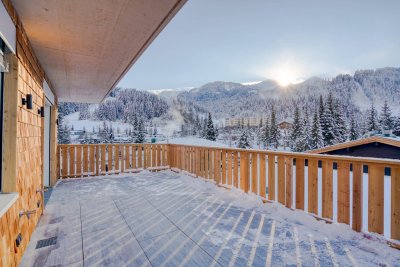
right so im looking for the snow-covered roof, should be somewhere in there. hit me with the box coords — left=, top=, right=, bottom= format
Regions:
left=308, top=135, right=400, bottom=154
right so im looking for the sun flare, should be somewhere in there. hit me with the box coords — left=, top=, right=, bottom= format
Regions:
left=275, top=68, right=303, bottom=86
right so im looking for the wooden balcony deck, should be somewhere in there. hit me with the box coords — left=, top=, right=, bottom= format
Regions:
left=20, top=170, right=400, bottom=266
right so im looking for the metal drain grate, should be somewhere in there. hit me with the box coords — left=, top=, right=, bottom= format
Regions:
left=35, top=236, right=57, bottom=249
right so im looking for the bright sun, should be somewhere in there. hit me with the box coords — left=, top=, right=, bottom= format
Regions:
left=275, top=68, right=303, bottom=87
left=262, top=62, right=304, bottom=87
left=276, top=72, right=296, bottom=86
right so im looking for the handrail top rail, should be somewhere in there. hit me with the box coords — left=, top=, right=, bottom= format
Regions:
left=169, top=143, right=400, bottom=167
left=58, top=142, right=400, bottom=167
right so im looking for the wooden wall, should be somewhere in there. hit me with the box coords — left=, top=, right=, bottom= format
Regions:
left=1, top=0, right=57, bottom=265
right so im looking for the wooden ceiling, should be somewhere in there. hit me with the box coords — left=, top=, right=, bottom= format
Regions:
left=11, top=0, right=186, bottom=103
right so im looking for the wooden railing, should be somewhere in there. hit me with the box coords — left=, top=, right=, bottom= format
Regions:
left=58, top=144, right=169, bottom=178
left=168, top=144, right=400, bottom=242
left=58, top=143, right=400, bottom=242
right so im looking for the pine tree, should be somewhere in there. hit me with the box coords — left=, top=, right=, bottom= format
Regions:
left=201, top=117, right=207, bottom=138
left=135, top=119, right=145, bottom=143
left=333, top=101, right=347, bottom=143
left=349, top=114, right=359, bottom=141
left=269, top=107, right=281, bottom=149
left=321, top=93, right=335, bottom=145
left=310, top=109, right=324, bottom=149
left=256, top=118, right=263, bottom=147
left=57, top=115, right=71, bottom=144
left=318, top=95, right=324, bottom=122
left=238, top=128, right=251, bottom=149
left=301, top=108, right=312, bottom=151
left=133, top=114, right=138, bottom=132
left=367, top=102, right=379, bottom=132
left=262, top=118, right=270, bottom=148
left=394, top=115, right=400, bottom=136
left=206, top=113, right=216, bottom=141
left=379, top=100, right=394, bottom=131
left=290, top=105, right=303, bottom=151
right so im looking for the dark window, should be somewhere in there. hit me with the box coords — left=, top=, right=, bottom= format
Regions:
left=0, top=39, right=5, bottom=191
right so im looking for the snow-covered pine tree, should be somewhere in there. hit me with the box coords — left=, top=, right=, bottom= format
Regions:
left=318, top=95, right=324, bottom=123
left=301, top=108, right=312, bottom=151
left=321, top=93, right=335, bottom=145
left=349, top=113, right=359, bottom=141
left=333, top=101, right=347, bottom=143
left=133, top=114, right=138, bottom=131
left=57, top=115, right=71, bottom=144
left=394, top=115, right=400, bottom=136
left=262, top=118, right=270, bottom=148
left=310, top=109, right=324, bottom=149
left=79, top=104, right=90, bottom=120
left=290, top=105, right=303, bottom=152
left=206, top=113, right=216, bottom=141
left=108, top=125, right=114, bottom=143
left=379, top=100, right=395, bottom=131
left=135, top=119, right=145, bottom=143
left=238, top=128, right=251, bottom=149
left=201, top=117, right=207, bottom=138
left=255, top=118, right=263, bottom=147
left=367, top=102, right=379, bottom=132
left=269, top=107, right=281, bottom=149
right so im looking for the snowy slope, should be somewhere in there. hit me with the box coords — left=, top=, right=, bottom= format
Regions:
left=63, top=112, right=134, bottom=132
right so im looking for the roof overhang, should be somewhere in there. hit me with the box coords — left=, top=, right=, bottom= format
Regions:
left=11, top=0, right=186, bottom=103
left=308, top=136, right=400, bottom=154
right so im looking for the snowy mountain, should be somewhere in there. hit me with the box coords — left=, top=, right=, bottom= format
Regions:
left=177, top=67, right=400, bottom=119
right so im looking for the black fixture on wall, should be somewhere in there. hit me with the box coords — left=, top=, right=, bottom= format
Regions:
left=38, top=106, right=45, bottom=117
left=22, top=94, right=33, bottom=109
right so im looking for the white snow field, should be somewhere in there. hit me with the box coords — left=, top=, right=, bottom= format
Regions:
left=164, top=137, right=229, bottom=148
left=21, top=170, right=400, bottom=266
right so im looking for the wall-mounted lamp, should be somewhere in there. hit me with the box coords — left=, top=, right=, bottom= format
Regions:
left=38, top=106, right=45, bottom=117
left=22, top=94, right=33, bottom=109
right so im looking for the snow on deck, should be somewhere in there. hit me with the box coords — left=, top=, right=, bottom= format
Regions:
left=21, top=171, right=400, bottom=266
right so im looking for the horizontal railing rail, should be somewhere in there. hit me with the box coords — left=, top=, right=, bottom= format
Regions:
left=58, top=143, right=400, bottom=242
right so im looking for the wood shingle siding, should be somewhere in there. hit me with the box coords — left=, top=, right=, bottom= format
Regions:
left=1, top=0, right=57, bottom=265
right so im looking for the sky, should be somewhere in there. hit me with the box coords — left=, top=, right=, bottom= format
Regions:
left=117, top=0, right=400, bottom=90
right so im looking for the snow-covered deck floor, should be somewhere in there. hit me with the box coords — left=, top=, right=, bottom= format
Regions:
left=21, top=171, right=400, bottom=267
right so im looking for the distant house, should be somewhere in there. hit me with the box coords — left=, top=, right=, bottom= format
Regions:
left=278, top=120, right=293, bottom=130
left=308, top=135, right=400, bottom=160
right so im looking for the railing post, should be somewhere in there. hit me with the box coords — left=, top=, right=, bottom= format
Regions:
left=214, top=149, right=220, bottom=184
left=240, top=151, right=249, bottom=193
left=233, top=152, right=238, bottom=187
left=368, top=164, right=384, bottom=234
left=83, top=145, right=88, bottom=176
left=277, top=156, right=285, bottom=205
left=337, top=161, right=350, bottom=224
left=295, top=158, right=305, bottom=210
left=352, top=163, right=363, bottom=232
left=267, top=154, right=275, bottom=201
left=285, top=157, right=293, bottom=208
left=76, top=145, right=82, bottom=177
left=322, top=160, right=333, bottom=219
left=259, top=154, right=266, bottom=198
left=308, top=159, right=318, bottom=215
left=101, top=145, right=106, bottom=174
left=132, top=145, right=137, bottom=169
left=107, top=144, right=113, bottom=173
left=392, top=166, right=400, bottom=240
left=251, top=153, right=258, bottom=194
left=221, top=150, right=226, bottom=184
